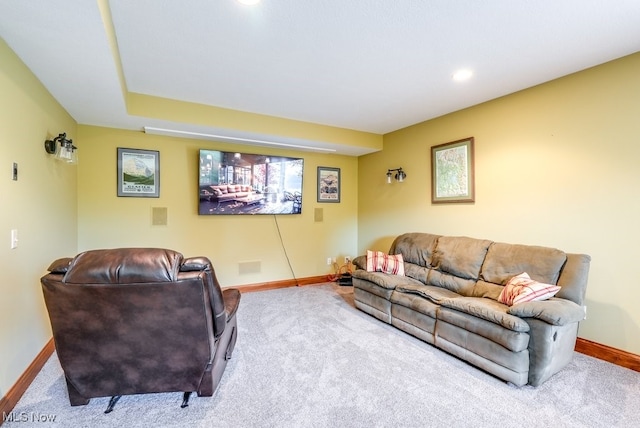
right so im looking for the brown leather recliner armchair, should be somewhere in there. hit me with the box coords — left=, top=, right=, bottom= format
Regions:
left=40, top=248, right=240, bottom=412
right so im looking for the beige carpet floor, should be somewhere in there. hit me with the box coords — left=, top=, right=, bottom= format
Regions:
left=5, top=283, right=640, bottom=427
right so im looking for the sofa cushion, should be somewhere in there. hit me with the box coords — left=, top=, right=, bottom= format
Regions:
left=498, top=273, right=561, bottom=306
left=366, top=250, right=405, bottom=276
left=431, top=236, right=492, bottom=280
left=439, top=297, right=530, bottom=333
left=404, top=262, right=430, bottom=283
left=437, top=306, right=530, bottom=352
left=395, top=283, right=461, bottom=305
left=480, top=242, right=566, bottom=286
left=469, top=280, right=503, bottom=300
left=389, top=233, right=440, bottom=268
left=390, top=290, right=440, bottom=319
left=426, top=269, right=477, bottom=296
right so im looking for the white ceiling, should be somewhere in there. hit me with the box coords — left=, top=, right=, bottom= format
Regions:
left=1, top=0, right=640, bottom=155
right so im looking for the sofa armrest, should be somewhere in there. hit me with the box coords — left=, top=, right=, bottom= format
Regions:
left=507, top=298, right=585, bottom=326
left=352, top=269, right=416, bottom=290
left=353, top=255, right=367, bottom=270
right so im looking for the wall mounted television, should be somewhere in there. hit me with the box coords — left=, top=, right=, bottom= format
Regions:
left=199, top=149, right=304, bottom=215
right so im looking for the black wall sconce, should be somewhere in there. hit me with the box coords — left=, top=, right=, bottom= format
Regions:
left=386, top=167, right=406, bottom=184
left=44, top=132, right=78, bottom=164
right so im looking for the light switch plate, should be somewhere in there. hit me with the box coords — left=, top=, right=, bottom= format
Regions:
left=11, top=229, right=18, bottom=249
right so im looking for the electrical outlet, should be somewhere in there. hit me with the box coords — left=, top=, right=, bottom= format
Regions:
left=583, top=305, right=587, bottom=320
left=326, top=257, right=332, bottom=265
left=345, top=256, right=351, bottom=264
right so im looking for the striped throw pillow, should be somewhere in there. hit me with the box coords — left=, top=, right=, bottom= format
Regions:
left=366, top=250, right=405, bottom=276
left=498, top=272, right=561, bottom=306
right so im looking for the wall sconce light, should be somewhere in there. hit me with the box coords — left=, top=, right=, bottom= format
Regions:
left=386, top=167, right=406, bottom=184
left=44, top=133, right=78, bottom=164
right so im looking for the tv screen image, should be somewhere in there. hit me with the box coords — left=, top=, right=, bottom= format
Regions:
left=199, top=150, right=304, bottom=215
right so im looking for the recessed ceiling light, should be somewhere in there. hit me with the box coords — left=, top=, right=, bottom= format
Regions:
left=453, top=69, right=473, bottom=82
left=237, top=0, right=261, bottom=5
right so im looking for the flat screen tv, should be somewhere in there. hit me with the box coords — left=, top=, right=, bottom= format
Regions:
left=199, top=149, right=304, bottom=215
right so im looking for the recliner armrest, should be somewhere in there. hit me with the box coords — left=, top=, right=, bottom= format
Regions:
left=180, top=256, right=211, bottom=272
left=183, top=258, right=228, bottom=338
left=47, top=257, right=73, bottom=274
left=223, top=288, right=241, bottom=320
left=507, top=298, right=585, bottom=326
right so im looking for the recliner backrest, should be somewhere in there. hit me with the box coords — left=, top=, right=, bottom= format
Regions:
left=63, top=248, right=182, bottom=284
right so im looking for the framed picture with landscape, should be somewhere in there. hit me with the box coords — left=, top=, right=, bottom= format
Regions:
left=317, top=166, right=340, bottom=203
left=117, top=147, right=160, bottom=198
left=431, top=137, right=474, bottom=204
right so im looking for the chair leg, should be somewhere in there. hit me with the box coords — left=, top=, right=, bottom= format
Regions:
left=225, top=326, right=237, bottom=360
left=197, top=364, right=214, bottom=397
left=104, top=395, right=122, bottom=414
left=65, top=378, right=89, bottom=406
left=181, top=392, right=192, bottom=408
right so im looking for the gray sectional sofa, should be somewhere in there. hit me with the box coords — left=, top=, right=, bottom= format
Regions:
left=352, top=233, right=591, bottom=387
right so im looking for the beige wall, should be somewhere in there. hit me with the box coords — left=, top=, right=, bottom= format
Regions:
left=77, top=125, right=358, bottom=287
left=359, top=52, right=640, bottom=355
left=0, top=40, right=78, bottom=396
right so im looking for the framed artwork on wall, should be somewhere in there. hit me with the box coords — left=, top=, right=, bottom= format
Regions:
left=117, top=147, right=160, bottom=198
left=431, top=137, right=475, bottom=204
left=317, top=166, right=340, bottom=203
